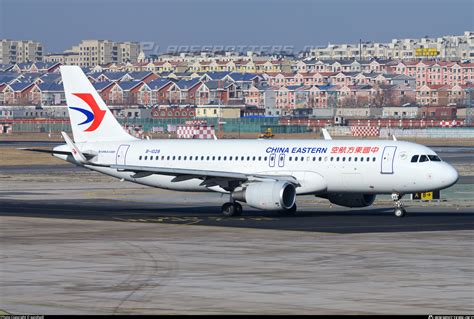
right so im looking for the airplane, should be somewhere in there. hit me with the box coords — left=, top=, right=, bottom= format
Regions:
left=23, top=66, right=459, bottom=218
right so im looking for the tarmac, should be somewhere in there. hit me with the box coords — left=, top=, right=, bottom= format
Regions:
left=0, top=144, right=473, bottom=314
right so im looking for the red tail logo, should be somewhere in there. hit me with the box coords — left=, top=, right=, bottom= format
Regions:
left=69, top=93, right=106, bottom=132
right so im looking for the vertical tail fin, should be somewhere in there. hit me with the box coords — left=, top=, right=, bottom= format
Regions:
left=60, top=65, right=136, bottom=143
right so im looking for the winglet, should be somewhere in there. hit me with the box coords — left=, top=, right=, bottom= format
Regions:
left=61, top=131, right=88, bottom=164
left=322, top=128, right=332, bottom=140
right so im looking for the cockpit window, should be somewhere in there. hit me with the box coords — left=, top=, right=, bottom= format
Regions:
left=428, top=155, right=441, bottom=162
left=411, top=155, right=419, bottom=163
left=419, top=155, right=429, bottom=162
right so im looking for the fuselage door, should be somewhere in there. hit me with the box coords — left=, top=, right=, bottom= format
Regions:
left=381, top=146, right=397, bottom=174
left=116, top=144, right=130, bottom=165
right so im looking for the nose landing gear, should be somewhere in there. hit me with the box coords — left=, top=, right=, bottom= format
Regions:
left=392, top=193, right=406, bottom=218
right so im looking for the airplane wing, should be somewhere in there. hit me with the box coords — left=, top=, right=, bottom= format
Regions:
left=321, top=128, right=332, bottom=140
left=110, top=164, right=300, bottom=190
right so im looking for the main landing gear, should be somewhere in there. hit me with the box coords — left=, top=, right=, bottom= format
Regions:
left=391, top=193, right=406, bottom=218
left=221, top=201, right=243, bottom=217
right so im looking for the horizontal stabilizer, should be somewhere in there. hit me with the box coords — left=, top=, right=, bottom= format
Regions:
left=19, top=148, right=95, bottom=159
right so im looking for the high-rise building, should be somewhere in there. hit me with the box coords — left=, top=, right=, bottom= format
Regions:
left=0, top=39, right=43, bottom=64
left=64, top=39, right=140, bottom=67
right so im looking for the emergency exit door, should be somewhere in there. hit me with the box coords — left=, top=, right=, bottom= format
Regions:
left=381, top=146, right=397, bottom=174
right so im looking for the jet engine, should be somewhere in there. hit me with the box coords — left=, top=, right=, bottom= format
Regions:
left=326, top=193, right=376, bottom=208
left=232, top=181, right=296, bottom=210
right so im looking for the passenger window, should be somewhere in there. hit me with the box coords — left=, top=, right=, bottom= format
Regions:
left=172, top=156, right=175, bottom=160
left=294, top=157, right=298, bottom=161
left=264, top=156, right=267, bottom=161
left=247, top=156, right=250, bottom=161
left=289, top=157, right=292, bottom=161
left=354, top=157, right=357, bottom=162
left=206, top=156, right=210, bottom=160
left=223, top=156, right=227, bottom=161
left=336, top=157, right=339, bottom=162
left=218, top=156, right=221, bottom=160
left=258, top=156, right=261, bottom=161
left=330, top=157, right=333, bottom=161
left=183, top=156, right=187, bottom=160
left=241, top=156, right=244, bottom=160
left=139, top=156, right=142, bottom=160
left=319, top=157, right=322, bottom=161
left=144, top=156, right=148, bottom=160
left=411, top=155, right=419, bottom=163
left=178, top=156, right=181, bottom=160
left=342, top=157, right=346, bottom=162
left=161, top=156, right=164, bottom=160
left=372, top=157, right=376, bottom=162
left=301, top=157, right=304, bottom=161
left=366, top=157, right=370, bottom=162
left=167, top=156, right=170, bottom=160
left=229, top=156, right=232, bottom=160
left=419, top=155, right=429, bottom=162
left=360, top=157, right=364, bottom=162
left=212, top=156, right=215, bottom=160
left=348, top=157, right=351, bottom=162
left=428, top=155, right=441, bottom=162
left=156, top=156, right=159, bottom=160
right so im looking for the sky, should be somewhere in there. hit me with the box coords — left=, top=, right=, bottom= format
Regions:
left=0, top=0, right=473, bottom=55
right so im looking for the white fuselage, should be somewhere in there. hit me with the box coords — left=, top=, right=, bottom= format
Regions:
left=54, top=138, right=459, bottom=196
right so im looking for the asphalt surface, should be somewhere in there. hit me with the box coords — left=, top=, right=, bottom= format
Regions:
left=1, top=197, right=472, bottom=234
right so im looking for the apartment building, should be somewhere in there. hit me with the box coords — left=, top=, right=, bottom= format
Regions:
left=0, top=39, right=43, bottom=64
left=64, top=40, right=140, bottom=67
left=309, top=31, right=474, bottom=61
left=43, top=52, right=81, bottom=65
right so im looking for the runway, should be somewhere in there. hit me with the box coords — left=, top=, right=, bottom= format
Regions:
left=1, top=197, right=473, bottom=234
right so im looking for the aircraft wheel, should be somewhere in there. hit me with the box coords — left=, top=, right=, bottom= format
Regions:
left=221, top=202, right=236, bottom=217
left=394, top=207, right=406, bottom=218
left=234, top=202, right=243, bottom=216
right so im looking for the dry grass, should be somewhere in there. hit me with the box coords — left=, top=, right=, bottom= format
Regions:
left=1, top=147, right=65, bottom=166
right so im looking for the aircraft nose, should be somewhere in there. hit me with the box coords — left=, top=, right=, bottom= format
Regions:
left=441, top=164, right=459, bottom=188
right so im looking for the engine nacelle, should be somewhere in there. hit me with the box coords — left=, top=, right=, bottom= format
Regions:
left=232, top=181, right=296, bottom=211
left=326, top=193, right=376, bottom=208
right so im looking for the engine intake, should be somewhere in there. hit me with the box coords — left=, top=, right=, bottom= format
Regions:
left=232, top=181, right=296, bottom=211
left=326, top=193, right=376, bottom=208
